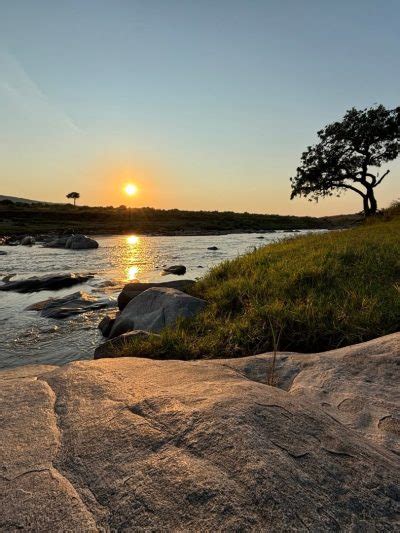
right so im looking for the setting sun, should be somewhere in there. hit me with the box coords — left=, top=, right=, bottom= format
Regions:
left=124, top=183, right=138, bottom=196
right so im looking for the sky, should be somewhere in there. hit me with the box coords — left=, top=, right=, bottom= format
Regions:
left=0, top=0, right=399, bottom=215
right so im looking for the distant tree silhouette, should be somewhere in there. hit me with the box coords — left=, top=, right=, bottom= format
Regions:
left=290, top=105, right=400, bottom=215
left=66, top=192, right=80, bottom=206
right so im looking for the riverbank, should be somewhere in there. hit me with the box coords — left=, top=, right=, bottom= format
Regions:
left=0, top=202, right=362, bottom=238
left=115, top=208, right=400, bottom=359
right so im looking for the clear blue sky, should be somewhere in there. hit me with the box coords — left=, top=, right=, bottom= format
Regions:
left=1, top=0, right=399, bottom=214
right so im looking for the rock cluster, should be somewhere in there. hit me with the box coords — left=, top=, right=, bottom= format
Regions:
left=45, top=234, right=98, bottom=249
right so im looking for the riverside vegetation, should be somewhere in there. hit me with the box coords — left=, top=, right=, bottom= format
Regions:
left=116, top=202, right=400, bottom=360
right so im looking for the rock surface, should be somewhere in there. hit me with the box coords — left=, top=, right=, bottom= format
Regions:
left=118, top=279, right=195, bottom=310
left=0, top=333, right=399, bottom=530
left=26, top=291, right=115, bottom=318
left=109, top=287, right=206, bottom=338
left=94, top=330, right=157, bottom=358
left=0, top=273, right=93, bottom=293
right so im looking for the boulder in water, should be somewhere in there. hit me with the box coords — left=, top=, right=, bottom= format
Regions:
left=26, top=291, right=115, bottom=318
left=21, top=236, right=35, bottom=245
left=0, top=273, right=93, bottom=293
left=207, top=246, right=219, bottom=250
left=109, top=287, right=206, bottom=338
left=65, top=234, right=99, bottom=250
left=43, top=235, right=71, bottom=248
left=162, top=265, right=186, bottom=275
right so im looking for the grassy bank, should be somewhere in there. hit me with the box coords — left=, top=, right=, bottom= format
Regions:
left=0, top=202, right=360, bottom=236
left=119, top=208, right=400, bottom=359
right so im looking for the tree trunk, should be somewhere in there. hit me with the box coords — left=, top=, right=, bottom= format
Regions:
left=74, top=198, right=76, bottom=207
left=368, top=190, right=377, bottom=215
left=363, top=195, right=371, bottom=216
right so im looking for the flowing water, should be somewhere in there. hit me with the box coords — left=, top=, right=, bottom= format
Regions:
left=0, top=231, right=320, bottom=369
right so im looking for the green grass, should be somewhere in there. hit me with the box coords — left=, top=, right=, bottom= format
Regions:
left=118, top=210, right=400, bottom=359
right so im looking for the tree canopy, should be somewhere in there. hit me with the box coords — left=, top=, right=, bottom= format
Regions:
left=66, top=192, right=80, bottom=206
left=290, top=105, right=400, bottom=215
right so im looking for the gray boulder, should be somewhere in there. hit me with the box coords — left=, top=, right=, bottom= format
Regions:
left=1, top=333, right=399, bottom=530
left=21, top=236, right=35, bottom=245
left=94, top=330, right=157, bottom=358
left=0, top=273, right=93, bottom=293
left=65, top=234, right=99, bottom=250
left=26, top=291, right=115, bottom=319
left=110, top=287, right=206, bottom=338
left=118, top=279, right=195, bottom=310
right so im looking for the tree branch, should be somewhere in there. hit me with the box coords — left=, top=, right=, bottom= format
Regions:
left=332, top=182, right=366, bottom=197
left=374, top=169, right=390, bottom=187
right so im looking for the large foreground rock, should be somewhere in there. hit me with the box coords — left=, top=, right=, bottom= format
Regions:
left=118, top=279, right=195, bottom=310
left=109, top=287, right=206, bottom=338
left=26, top=291, right=115, bottom=318
left=0, top=273, right=93, bottom=293
left=0, top=333, right=399, bottom=530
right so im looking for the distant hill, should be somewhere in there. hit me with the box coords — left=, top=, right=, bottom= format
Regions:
left=0, top=201, right=363, bottom=236
left=0, top=195, right=58, bottom=205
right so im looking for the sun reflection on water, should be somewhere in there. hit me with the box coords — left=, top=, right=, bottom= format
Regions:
left=126, top=265, right=139, bottom=280
left=127, top=235, right=139, bottom=245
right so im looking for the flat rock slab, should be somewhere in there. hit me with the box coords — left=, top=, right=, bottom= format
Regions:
left=118, top=279, right=195, bottom=310
left=26, top=291, right=116, bottom=318
left=0, top=333, right=399, bottom=530
left=0, top=273, right=93, bottom=293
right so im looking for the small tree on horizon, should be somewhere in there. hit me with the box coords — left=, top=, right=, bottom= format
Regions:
left=66, top=192, right=80, bottom=206
left=290, top=105, right=400, bottom=216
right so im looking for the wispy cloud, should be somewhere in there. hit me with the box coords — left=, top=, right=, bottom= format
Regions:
left=0, top=49, right=81, bottom=134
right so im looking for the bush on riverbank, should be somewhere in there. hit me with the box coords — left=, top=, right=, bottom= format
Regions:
left=117, top=214, right=400, bottom=359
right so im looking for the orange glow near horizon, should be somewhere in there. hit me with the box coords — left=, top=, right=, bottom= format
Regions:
left=124, top=183, right=138, bottom=196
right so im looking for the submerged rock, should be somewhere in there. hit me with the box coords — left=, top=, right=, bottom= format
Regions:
left=0, top=273, right=93, bottom=293
left=26, top=291, right=115, bottom=318
left=1, top=333, right=399, bottom=530
left=109, top=287, right=206, bottom=338
left=118, top=279, right=195, bottom=310
left=94, top=330, right=157, bottom=358
left=162, top=264, right=186, bottom=275
left=207, top=246, right=219, bottom=250
left=0, top=250, right=7, bottom=255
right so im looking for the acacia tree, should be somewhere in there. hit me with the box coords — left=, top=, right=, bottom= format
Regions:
left=66, top=192, right=80, bottom=206
left=290, top=105, right=400, bottom=215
